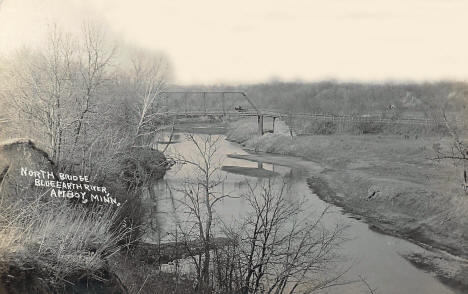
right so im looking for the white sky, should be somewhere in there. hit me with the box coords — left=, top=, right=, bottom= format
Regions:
left=0, top=0, right=467, bottom=84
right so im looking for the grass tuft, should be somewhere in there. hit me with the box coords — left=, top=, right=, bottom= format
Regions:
left=0, top=192, right=131, bottom=286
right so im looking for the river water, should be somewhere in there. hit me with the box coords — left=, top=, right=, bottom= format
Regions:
left=146, top=133, right=456, bottom=294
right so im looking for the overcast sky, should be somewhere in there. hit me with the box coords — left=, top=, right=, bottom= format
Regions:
left=0, top=0, right=467, bottom=84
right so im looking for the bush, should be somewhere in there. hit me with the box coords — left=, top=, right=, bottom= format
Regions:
left=119, top=147, right=169, bottom=190
left=355, top=121, right=385, bottom=134
left=302, top=120, right=337, bottom=135
left=0, top=196, right=130, bottom=287
left=226, top=119, right=258, bottom=143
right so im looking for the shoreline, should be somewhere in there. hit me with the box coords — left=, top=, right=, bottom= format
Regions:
left=306, top=174, right=468, bottom=294
left=225, top=135, right=468, bottom=293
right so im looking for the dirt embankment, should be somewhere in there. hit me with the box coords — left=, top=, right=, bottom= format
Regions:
left=226, top=120, right=468, bottom=292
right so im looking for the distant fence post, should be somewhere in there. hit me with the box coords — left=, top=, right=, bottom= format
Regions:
left=203, top=92, right=207, bottom=115
left=222, top=92, right=226, bottom=116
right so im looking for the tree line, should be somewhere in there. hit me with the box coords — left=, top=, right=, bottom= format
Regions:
left=168, top=81, right=467, bottom=119
left=0, top=22, right=175, bottom=243
left=0, top=22, right=171, bottom=180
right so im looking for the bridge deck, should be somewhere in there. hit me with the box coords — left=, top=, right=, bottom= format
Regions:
left=160, top=110, right=443, bottom=126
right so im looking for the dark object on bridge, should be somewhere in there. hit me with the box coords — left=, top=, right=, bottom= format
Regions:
left=235, top=106, right=247, bottom=112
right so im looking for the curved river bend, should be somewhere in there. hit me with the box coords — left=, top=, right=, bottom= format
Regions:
left=146, top=133, right=457, bottom=294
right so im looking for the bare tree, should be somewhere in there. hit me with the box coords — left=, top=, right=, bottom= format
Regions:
left=2, top=25, right=78, bottom=164
left=236, top=179, right=348, bottom=294
left=286, top=108, right=296, bottom=138
left=165, top=144, right=348, bottom=294
left=70, top=22, right=116, bottom=166
left=122, top=49, right=171, bottom=148
left=431, top=86, right=468, bottom=193
left=1, top=22, right=115, bottom=171
left=358, top=275, right=377, bottom=294
left=168, top=134, right=231, bottom=289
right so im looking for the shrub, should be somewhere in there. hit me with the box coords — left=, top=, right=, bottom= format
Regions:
left=302, top=120, right=337, bottom=135
left=119, top=147, right=169, bottom=190
left=0, top=195, right=130, bottom=287
left=226, top=119, right=258, bottom=142
left=355, top=121, right=385, bottom=134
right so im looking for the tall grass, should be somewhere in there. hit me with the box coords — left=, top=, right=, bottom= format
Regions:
left=294, top=118, right=449, bottom=136
left=226, top=120, right=258, bottom=143
left=0, top=191, right=131, bottom=286
left=228, top=118, right=449, bottom=143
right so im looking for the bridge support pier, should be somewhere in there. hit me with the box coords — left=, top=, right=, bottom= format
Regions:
left=272, top=117, right=276, bottom=133
left=258, top=115, right=264, bottom=135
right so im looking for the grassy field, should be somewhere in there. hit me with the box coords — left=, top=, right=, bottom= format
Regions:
left=227, top=119, right=468, bottom=258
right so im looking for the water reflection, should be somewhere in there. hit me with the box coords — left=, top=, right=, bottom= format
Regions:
left=143, top=133, right=456, bottom=294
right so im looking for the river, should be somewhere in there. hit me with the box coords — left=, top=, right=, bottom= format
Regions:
left=145, top=132, right=457, bottom=294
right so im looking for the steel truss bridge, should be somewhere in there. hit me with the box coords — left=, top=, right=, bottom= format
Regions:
left=160, top=91, right=444, bottom=135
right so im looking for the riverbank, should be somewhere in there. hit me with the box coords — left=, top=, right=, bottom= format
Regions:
left=226, top=119, right=468, bottom=293
left=0, top=139, right=175, bottom=294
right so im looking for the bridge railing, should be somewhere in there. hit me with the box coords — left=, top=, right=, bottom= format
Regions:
left=158, top=109, right=447, bottom=126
